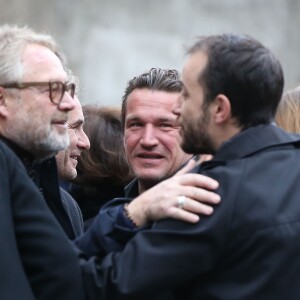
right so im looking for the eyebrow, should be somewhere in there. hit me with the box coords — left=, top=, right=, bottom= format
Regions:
left=126, top=116, right=178, bottom=123
left=69, top=118, right=84, bottom=128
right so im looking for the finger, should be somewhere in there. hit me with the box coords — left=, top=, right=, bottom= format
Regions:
left=185, top=187, right=221, bottom=204
left=199, top=154, right=213, bottom=163
left=168, top=207, right=200, bottom=224
left=178, top=173, right=219, bottom=190
left=182, top=197, right=214, bottom=215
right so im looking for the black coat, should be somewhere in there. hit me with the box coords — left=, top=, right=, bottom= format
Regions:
left=78, top=124, right=300, bottom=299
left=60, top=187, right=84, bottom=237
left=1, top=137, right=81, bottom=239
left=0, top=140, right=85, bottom=300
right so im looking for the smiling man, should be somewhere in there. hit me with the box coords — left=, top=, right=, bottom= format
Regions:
left=98, top=68, right=219, bottom=230
left=56, top=94, right=90, bottom=236
left=75, top=69, right=220, bottom=261
left=119, top=68, right=216, bottom=227
left=0, top=24, right=84, bottom=299
left=123, top=68, right=192, bottom=194
left=0, top=25, right=79, bottom=240
left=56, top=95, right=90, bottom=180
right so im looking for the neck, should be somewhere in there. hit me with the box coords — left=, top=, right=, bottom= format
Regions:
left=213, top=123, right=242, bottom=152
left=137, top=156, right=193, bottom=194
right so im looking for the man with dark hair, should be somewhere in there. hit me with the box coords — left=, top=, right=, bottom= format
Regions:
left=78, top=68, right=218, bottom=258
left=56, top=95, right=90, bottom=236
left=78, top=34, right=300, bottom=299
left=122, top=68, right=199, bottom=226
left=122, top=68, right=215, bottom=225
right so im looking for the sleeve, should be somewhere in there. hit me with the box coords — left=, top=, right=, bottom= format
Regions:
left=74, top=198, right=145, bottom=257
left=76, top=167, right=240, bottom=300
left=79, top=213, right=231, bottom=300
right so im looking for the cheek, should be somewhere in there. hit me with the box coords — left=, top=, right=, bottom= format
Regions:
left=161, top=133, right=182, bottom=154
left=56, top=151, right=66, bottom=166
left=68, top=131, right=78, bottom=146
left=65, top=152, right=71, bottom=164
left=124, top=131, right=140, bottom=151
left=182, top=102, right=192, bottom=116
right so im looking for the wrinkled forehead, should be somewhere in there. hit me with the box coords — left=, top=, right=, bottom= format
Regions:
left=126, top=89, right=180, bottom=120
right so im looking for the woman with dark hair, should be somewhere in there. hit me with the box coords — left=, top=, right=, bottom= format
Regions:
left=70, top=105, right=133, bottom=229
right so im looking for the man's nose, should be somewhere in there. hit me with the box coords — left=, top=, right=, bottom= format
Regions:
left=140, top=125, right=158, bottom=147
left=77, top=130, right=90, bottom=150
left=58, top=92, right=76, bottom=112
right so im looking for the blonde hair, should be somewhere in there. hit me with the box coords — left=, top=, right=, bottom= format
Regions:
left=275, top=86, right=300, bottom=133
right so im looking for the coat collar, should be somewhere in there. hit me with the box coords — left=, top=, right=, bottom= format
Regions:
left=0, top=136, right=35, bottom=170
left=212, top=123, right=300, bottom=161
left=124, top=178, right=139, bottom=198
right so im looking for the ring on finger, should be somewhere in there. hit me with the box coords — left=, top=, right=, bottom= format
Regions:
left=177, top=195, right=186, bottom=209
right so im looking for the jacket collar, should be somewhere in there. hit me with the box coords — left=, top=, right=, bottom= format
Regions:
left=124, top=178, right=139, bottom=198
left=0, top=136, right=35, bottom=170
left=212, top=123, right=300, bottom=161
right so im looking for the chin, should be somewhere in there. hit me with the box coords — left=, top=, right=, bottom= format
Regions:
left=70, top=171, right=77, bottom=180
left=136, top=172, right=161, bottom=182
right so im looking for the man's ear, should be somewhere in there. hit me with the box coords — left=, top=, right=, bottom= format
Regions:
left=211, top=94, right=231, bottom=124
left=0, top=87, right=9, bottom=118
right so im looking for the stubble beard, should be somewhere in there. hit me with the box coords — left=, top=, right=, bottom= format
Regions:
left=181, top=113, right=215, bottom=155
left=37, top=129, right=70, bottom=159
left=8, top=120, right=69, bottom=160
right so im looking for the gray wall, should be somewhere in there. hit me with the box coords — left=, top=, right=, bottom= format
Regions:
left=1, top=0, right=300, bottom=105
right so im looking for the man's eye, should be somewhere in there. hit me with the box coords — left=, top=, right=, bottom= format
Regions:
left=160, top=123, right=172, bottom=128
left=51, top=83, right=59, bottom=89
left=68, top=124, right=78, bottom=132
left=129, top=123, right=142, bottom=127
left=51, top=83, right=61, bottom=94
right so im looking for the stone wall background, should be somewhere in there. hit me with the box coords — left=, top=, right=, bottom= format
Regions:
left=1, top=0, right=299, bottom=105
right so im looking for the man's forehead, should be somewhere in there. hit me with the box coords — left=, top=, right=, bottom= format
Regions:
left=126, top=105, right=178, bottom=124
left=69, top=99, right=84, bottom=124
left=126, top=113, right=176, bottom=121
left=128, top=89, right=179, bottom=106
left=183, top=51, right=208, bottom=81
left=22, top=43, right=67, bottom=81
